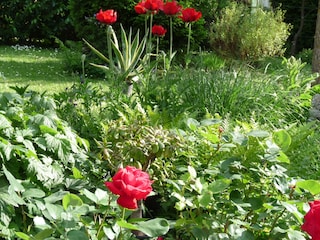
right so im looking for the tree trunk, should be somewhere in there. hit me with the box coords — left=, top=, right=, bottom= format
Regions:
left=312, top=0, right=320, bottom=85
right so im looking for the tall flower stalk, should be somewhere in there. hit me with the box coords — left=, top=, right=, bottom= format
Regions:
left=95, top=9, right=117, bottom=70
left=179, top=7, right=202, bottom=55
left=135, top=0, right=164, bottom=60
left=163, top=0, right=182, bottom=60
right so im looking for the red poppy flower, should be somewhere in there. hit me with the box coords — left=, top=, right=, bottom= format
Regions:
left=179, top=7, right=202, bottom=23
left=163, top=1, right=182, bottom=16
left=135, top=1, right=147, bottom=14
left=105, top=166, right=153, bottom=210
left=152, top=25, right=167, bottom=37
left=96, top=9, right=117, bottom=25
left=144, top=0, right=164, bottom=12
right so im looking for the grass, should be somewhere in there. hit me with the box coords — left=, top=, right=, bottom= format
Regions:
left=0, top=45, right=106, bottom=94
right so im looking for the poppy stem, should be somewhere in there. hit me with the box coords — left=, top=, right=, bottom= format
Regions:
left=107, top=25, right=114, bottom=70
left=148, top=14, right=154, bottom=63
left=169, top=17, right=173, bottom=59
left=187, top=23, right=192, bottom=55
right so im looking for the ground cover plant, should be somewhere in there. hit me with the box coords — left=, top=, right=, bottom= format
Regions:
left=1, top=1, right=320, bottom=240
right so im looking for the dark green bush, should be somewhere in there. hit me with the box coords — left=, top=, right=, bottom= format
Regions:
left=0, top=0, right=75, bottom=45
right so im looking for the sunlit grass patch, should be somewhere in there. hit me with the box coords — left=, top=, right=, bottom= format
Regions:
left=0, top=45, right=105, bottom=94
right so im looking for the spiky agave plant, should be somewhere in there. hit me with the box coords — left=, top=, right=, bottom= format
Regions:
left=84, top=24, right=148, bottom=96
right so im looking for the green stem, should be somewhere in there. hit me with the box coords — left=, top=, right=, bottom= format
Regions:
left=148, top=14, right=154, bottom=60
left=107, top=25, right=114, bottom=70
left=169, top=17, right=173, bottom=59
left=156, top=37, right=159, bottom=56
left=187, top=23, right=192, bottom=55
left=97, top=210, right=111, bottom=237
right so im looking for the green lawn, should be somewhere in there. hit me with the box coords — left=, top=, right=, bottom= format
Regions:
left=0, top=45, right=105, bottom=94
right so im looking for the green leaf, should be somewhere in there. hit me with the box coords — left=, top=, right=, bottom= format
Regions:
left=44, top=203, right=63, bottom=220
left=2, top=164, right=25, bottom=192
left=116, top=219, right=140, bottom=230
left=23, top=188, right=46, bottom=198
left=198, top=191, right=212, bottom=207
left=247, top=130, right=269, bottom=138
left=273, top=129, right=291, bottom=151
left=209, top=179, right=231, bottom=194
left=15, top=232, right=31, bottom=240
left=44, top=190, right=69, bottom=203
left=67, top=230, right=89, bottom=240
left=0, top=114, right=11, bottom=129
left=39, top=125, right=58, bottom=135
left=136, top=218, right=170, bottom=237
left=62, top=193, right=83, bottom=210
left=186, top=118, right=200, bottom=131
left=188, top=165, right=197, bottom=179
left=83, top=38, right=109, bottom=63
left=72, top=167, right=83, bottom=179
left=82, top=189, right=98, bottom=203
left=34, top=229, right=54, bottom=240
left=296, top=180, right=320, bottom=195
left=276, top=151, right=290, bottom=163
left=287, top=228, right=306, bottom=240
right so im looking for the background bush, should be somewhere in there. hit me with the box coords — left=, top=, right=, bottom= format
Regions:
left=0, top=0, right=75, bottom=45
left=209, top=2, right=291, bottom=60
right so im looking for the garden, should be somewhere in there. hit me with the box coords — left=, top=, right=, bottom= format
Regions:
left=1, top=0, right=320, bottom=239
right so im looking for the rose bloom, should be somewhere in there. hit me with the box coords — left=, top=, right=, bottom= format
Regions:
left=163, top=0, right=182, bottom=16
left=96, top=9, right=117, bottom=25
left=152, top=25, right=167, bottom=37
left=134, top=1, right=147, bottom=14
left=301, top=200, right=320, bottom=240
left=179, top=7, right=202, bottom=23
left=105, top=166, right=153, bottom=210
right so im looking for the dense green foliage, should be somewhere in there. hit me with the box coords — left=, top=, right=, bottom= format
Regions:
left=1, top=42, right=320, bottom=239
left=0, top=0, right=74, bottom=45
left=209, top=2, right=291, bottom=60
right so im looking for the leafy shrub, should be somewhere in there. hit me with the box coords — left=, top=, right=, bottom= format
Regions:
left=155, top=119, right=313, bottom=239
left=0, top=0, right=75, bottom=45
left=0, top=87, right=100, bottom=238
left=209, top=3, right=291, bottom=60
left=296, top=48, right=313, bottom=65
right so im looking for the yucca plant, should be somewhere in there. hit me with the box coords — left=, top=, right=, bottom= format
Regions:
left=83, top=24, right=148, bottom=96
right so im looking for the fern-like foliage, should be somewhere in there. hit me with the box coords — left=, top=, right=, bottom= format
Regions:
left=0, top=87, right=90, bottom=189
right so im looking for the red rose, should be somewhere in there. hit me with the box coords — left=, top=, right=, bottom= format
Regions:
left=135, top=1, right=147, bottom=14
left=301, top=200, right=320, bottom=240
left=105, top=166, right=153, bottom=210
left=163, top=1, right=182, bottom=16
left=96, top=9, right=117, bottom=25
left=179, top=7, right=202, bottom=23
left=152, top=25, right=167, bottom=37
